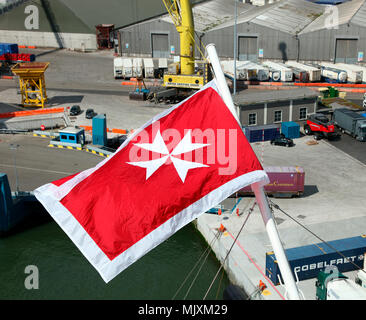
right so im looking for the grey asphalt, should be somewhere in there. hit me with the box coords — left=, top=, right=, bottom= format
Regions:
left=328, top=133, right=366, bottom=165
left=0, top=134, right=101, bottom=191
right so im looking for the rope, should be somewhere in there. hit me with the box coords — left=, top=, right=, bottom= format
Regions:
left=215, top=268, right=226, bottom=300
left=171, top=228, right=222, bottom=300
left=202, top=201, right=256, bottom=300
left=269, top=200, right=366, bottom=276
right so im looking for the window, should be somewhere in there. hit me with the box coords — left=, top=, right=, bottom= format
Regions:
left=61, top=135, right=67, bottom=140
left=69, top=136, right=76, bottom=141
left=274, top=110, right=282, bottom=123
left=248, top=113, right=257, bottom=125
left=299, top=107, right=307, bottom=120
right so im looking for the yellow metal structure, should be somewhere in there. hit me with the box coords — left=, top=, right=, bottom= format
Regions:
left=162, top=0, right=208, bottom=89
left=11, top=62, right=49, bottom=108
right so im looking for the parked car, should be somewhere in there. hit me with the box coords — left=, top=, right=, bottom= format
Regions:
left=270, top=134, right=294, bottom=147
left=70, top=105, right=81, bottom=116
left=85, top=108, right=97, bottom=119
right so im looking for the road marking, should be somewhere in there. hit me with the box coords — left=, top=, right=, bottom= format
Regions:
left=0, top=163, right=74, bottom=175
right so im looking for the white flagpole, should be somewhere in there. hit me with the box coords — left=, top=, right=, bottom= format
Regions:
left=206, top=43, right=301, bottom=300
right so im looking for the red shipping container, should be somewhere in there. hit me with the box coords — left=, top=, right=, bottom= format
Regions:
left=238, top=166, right=305, bottom=197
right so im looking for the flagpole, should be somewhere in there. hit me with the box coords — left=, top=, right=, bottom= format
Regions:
left=206, top=43, right=301, bottom=300
left=205, top=44, right=241, bottom=126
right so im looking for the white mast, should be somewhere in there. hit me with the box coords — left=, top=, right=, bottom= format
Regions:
left=206, top=43, right=301, bottom=300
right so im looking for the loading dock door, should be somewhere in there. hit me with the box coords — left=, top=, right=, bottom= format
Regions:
left=335, top=39, right=358, bottom=64
left=238, top=36, right=257, bottom=61
left=151, top=33, right=169, bottom=58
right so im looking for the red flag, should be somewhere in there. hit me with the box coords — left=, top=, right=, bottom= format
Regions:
left=34, top=80, right=268, bottom=282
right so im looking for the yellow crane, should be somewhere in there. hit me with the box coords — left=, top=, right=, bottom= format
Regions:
left=162, top=0, right=211, bottom=90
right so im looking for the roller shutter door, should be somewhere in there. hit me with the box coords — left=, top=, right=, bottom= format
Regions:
left=335, top=39, right=358, bottom=64
left=151, top=33, right=169, bottom=58
left=238, top=36, right=257, bottom=61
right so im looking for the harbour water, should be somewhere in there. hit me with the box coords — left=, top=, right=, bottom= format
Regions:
left=0, top=218, right=230, bottom=300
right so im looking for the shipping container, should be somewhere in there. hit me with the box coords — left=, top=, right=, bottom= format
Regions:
left=266, top=235, right=366, bottom=284
left=132, top=58, right=143, bottom=77
left=143, top=58, right=155, bottom=78
left=238, top=61, right=270, bottom=81
left=261, top=61, right=293, bottom=82
left=319, top=66, right=347, bottom=83
left=243, top=124, right=280, bottom=143
left=238, top=166, right=305, bottom=197
left=281, top=121, right=300, bottom=139
left=0, top=43, right=18, bottom=55
left=335, top=63, right=366, bottom=83
left=113, top=57, right=123, bottom=79
left=289, top=66, right=309, bottom=82
left=320, top=62, right=360, bottom=83
left=285, top=61, right=321, bottom=82
left=122, top=58, right=133, bottom=78
left=220, top=60, right=252, bottom=80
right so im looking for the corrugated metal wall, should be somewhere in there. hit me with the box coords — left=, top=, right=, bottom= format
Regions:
left=119, top=19, right=204, bottom=58
left=299, top=24, right=366, bottom=62
left=119, top=20, right=178, bottom=57
left=203, top=23, right=299, bottom=61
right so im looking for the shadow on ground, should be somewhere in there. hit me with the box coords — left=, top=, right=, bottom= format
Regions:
left=48, top=95, right=84, bottom=106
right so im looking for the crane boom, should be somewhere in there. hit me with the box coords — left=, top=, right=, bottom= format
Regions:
left=162, top=0, right=195, bottom=75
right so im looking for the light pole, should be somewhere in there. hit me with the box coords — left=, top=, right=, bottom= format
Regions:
left=9, top=144, right=20, bottom=194
left=233, top=0, right=238, bottom=95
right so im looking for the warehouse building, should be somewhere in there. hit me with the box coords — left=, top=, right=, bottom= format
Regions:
left=1, top=0, right=365, bottom=63
left=298, top=0, right=366, bottom=63
left=119, top=0, right=366, bottom=64
left=0, top=0, right=173, bottom=50
left=118, top=0, right=259, bottom=58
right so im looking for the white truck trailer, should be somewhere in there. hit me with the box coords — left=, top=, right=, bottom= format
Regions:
left=335, top=63, right=366, bottom=83
left=285, top=61, right=321, bottom=82
left=143, top=58, right=155, bottom=78
left=261, top=61, right=293, bottom=82
left=113, top=57, right=123, bottom=79
left=320, top=61, right=362, bottom=83
left=237, top=61, right=270, bottom=81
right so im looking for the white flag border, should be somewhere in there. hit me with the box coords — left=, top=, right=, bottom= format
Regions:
left=34, top=170, right=268, bottom=283
left=34, top=79, right=270, bottom=283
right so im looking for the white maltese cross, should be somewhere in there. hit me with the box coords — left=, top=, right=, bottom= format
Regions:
left=127, top=130, right=209, bottom=182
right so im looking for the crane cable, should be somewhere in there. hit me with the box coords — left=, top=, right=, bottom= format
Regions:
left=269, top=199, right=366, bottom=276
left=203, top=200, right=257, bottom=300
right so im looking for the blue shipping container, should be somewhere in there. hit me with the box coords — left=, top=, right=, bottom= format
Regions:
left=266, top=235, right=366, bottom=284
left=281, top=121, right=300, bottom=139
left=92, top=114, right=107, bottom=146
left=243, top=124, right=280, bottom=143
left=0, top=43, right=18, bottom=55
